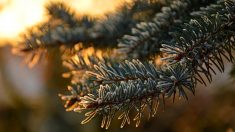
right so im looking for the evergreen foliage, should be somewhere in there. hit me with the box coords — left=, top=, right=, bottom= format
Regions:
left=13, top=0, right=162, bottom=66
left=13, top=0, right=235, bottom=129
left=118, top=0, right=217, bottom=59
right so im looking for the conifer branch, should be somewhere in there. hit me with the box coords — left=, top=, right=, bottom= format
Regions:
left=60, top=0, right=235, bottom=129
left=60, top=60, right=195, bottom=128
left=117, top=0, right=217, bottom=59
left=46, top=2, right=79, bottom=27
left=62, top=49, right=118, bottom=84
left=161, top=0, right=235, bottom=84
left=14, top=2, right=142, bottom=66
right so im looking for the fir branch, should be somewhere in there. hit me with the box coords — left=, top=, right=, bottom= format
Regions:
left=117, top=0, right=217, bottom=59
left=87, top=59, right=159, bottom=85
left=46, top=2, right=78, bottom=27
left=14, top=2, right=144, bottom=66
left=161, top=0, right=235, bottom=84
left=60, top=0, right=235, bottom=129
left=60, top=60, right=195, bottom=128
left=61, top=49, right=120, bottom=109
left=62, top=47, right=120, bottom=83
left=157, top=64, right=196, bottom=102
left=59, top=85, right=91, bottom=111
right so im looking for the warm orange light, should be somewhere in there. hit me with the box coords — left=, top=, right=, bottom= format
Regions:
left=0, top=0, right=128, bottom=46
left=0, top=0, right=45, bottom=40
left=69, top=0, right=127, bottom=17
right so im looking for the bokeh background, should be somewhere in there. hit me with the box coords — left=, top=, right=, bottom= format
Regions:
left=0, top=0, right=235, bottom=132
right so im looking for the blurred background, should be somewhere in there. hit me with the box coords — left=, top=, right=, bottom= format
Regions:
left=0, top=0, right=235, bottom=132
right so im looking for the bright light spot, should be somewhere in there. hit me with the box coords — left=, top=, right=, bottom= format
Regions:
left=0, top=0, right=128, bottom=46
left=0, top=0, right=46, bottom=39
left=69, top=0, right=126, bottom=16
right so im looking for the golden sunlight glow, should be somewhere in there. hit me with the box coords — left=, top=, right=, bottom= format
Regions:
left=0, top=0, right=128, bottom=45
left=0, top=0, right=45, bottom=39
left=69, top=0, right=127, bottom=16
left=75, top=46, right=103, bottom=65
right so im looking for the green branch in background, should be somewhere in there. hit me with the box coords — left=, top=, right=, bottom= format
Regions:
left=14, top=0, right=162, bottom=66
left=46, top=2, right=79, bottom=27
